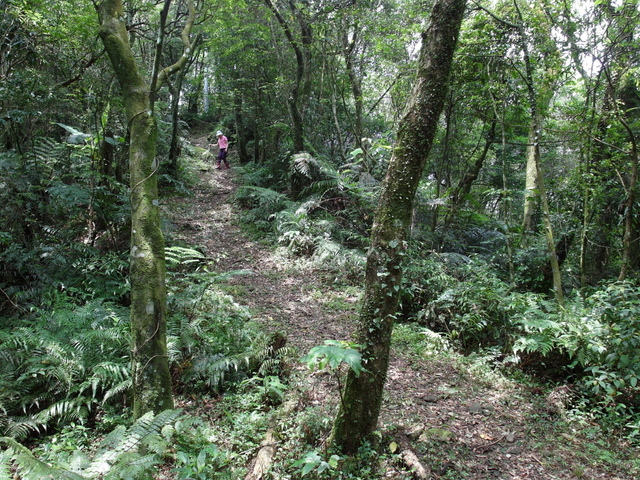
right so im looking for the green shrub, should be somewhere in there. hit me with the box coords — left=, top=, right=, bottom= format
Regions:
left=401, top=254, right=514, bottom=351
left=579, top=282, right=640, bottom=400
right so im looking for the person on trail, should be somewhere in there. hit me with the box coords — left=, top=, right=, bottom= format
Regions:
left=209, top=130, right=229, bottom=169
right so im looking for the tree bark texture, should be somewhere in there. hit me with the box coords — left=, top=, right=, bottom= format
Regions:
left=97, top=0, right=175, bottom=418
left=331, top=0, right=467, bottom=454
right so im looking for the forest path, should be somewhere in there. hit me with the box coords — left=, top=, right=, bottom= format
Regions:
left=161, top=129, right=636, bottom=480
left=165, top=131, right=355, bottom=353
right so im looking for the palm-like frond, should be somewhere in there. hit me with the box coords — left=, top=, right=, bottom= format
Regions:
left=0, top=451, right=12, bottom=480
left=165, top=245, right=207, bottom=270
left=1, top=417, right=42, bottom=440
left=86, top=409, right=182, bottom=478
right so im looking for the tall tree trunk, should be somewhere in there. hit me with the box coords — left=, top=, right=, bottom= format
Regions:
left=97, top=0, right=196, bottom=418
left=522, top=122, right=541, bottom=233
left=511, top=0, right=563, bottom=302
left=612, top=73, right=640, bottom=281
left=168, top=37, right=201, bottom=173
left=343, top=28, right=364, bottom=152
left=97, top=0, right=173, bottom=418
left=264, top=0, right=306, bottom=153
left=536, top=154, right=564, bottom=304
left=168, top=70, right=186, bottom=173
left=331, top=0, right=467, bottom=454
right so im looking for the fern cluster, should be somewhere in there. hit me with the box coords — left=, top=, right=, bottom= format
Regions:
left=0, top=301, right=131, bottom=440
left=401, top=249, right=640, bottom=432
left=166, top=254, right=291, bottom=395
left=0, top=136, right=129, bottom=317
left=0, top=409, right=184, bottom=480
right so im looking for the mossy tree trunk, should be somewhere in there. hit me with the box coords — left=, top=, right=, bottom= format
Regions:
left=508, top=0, right=563, bottom=303
left=331, top=0, right=467, bottom=455
left=96, top=0, right=195, bottom=418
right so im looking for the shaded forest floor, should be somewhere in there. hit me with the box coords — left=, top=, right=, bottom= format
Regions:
left=161, top=131, right=639, bottom=479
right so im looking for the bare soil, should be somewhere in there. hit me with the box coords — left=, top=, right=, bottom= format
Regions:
left=162, top=131, right=639, bottom=480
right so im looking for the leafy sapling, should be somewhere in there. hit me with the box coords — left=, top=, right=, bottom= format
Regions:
left=301, top=340, right=366, bottom=410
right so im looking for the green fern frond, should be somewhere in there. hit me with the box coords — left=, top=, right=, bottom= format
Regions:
left=300, top=178, right=342, bottom=198
left=33, top=397, right=89, bottom=426
left=235, top=186, right=288, bottom=208
left=165, top=246, right=207, bottom=269
left=31, top=137, right=62, bottom=164
left=258, top=358, right=280, bottom=376
left=92, top=409, right=183, bottom=463
left=89, top=362, right=130, bottom=390
left=109, top=452, right=158, bottom=479
left=189, top=354, right=248, bottom=389
left=291, top=153, right=316, bottom=179
left=3, top=416, right=42, bottom=440
left=70, top=329, right=128, bottom=357
left=101, top=379, right=132, bottom=405
left=0, top=451, right=12, bottom=480
left=0, top=436, right=87, bottom=480
left=121, top=410, right=175, bottom=452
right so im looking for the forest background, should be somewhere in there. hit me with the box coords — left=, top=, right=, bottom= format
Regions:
left=1, top=0, right=640, bottom=478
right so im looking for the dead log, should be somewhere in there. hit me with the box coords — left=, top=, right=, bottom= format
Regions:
left=396, top=432, right=431, bottom=479
left=245, top=430, right=277, bottom=480
left=244, top=398, right=298, bottom=480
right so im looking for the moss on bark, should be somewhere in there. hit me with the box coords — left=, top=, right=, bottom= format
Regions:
left=97, top=0, right=173, bottom=418
left=331, top=0, right=467, bottom=454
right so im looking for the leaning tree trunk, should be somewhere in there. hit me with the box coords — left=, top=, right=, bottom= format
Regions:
left=97, top=0, right=196, bottom=418
left=331, top=0, right=467, bottom=455
left=446, top=119, right=496, bottom=223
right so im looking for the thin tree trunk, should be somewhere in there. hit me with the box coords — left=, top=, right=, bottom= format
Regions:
left=614, top=96, right=639, bottom=281
left=446, top=119, right=496, bottom=223
left=536, top=157, right=564, bottom=304
left=264, top=0, right=306, bottom=153
left=331, top=0, right=467, bottom=454
left=168, top=70, right=185, bottom=172
left=234, top=91, right=250, bottom=163
left=343, top=28, right=363, bottom=151
left=522, top=122, right=540, bottom=234
left=511, top=0, right=563, bottom=301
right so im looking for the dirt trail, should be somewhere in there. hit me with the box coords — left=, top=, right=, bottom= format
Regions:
left=162, top=131, right=637, bottom=480
left=166, top=132, right=356, bottom=353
